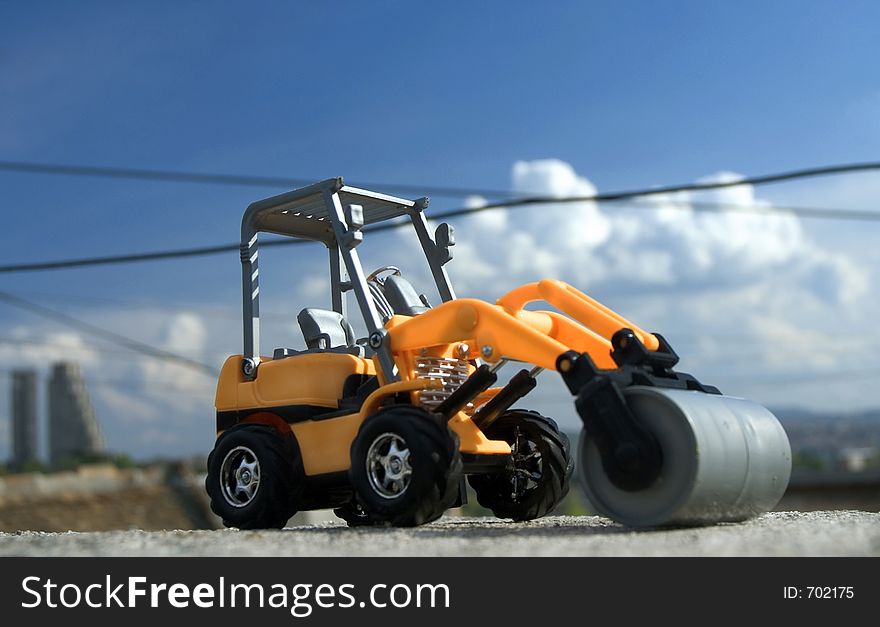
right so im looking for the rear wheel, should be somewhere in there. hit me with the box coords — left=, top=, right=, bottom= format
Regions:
left=468, top=410, right=572, bottom=521
left=350, top=406, right=462, bottom=527
left=206, top=424, right=301, bottom=529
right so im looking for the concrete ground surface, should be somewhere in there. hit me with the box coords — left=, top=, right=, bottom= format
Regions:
left=1, top=511, right=878, bottom=556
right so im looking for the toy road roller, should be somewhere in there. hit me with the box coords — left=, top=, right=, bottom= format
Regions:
left=206, top=177, right=791, bottom=529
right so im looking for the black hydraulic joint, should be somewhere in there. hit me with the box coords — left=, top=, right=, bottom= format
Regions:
left=472, top=368, right=538, bottom=431
left=434, top=364, right=498, bottom=419
left=557, top=350, right=598, bottom=395
left=557, top=351, right=664, bottom=492
left=611, top=328, right=679, bottom=370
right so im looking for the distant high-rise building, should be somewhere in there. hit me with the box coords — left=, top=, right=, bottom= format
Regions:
left=48, top=362, right=105, bottom=464
left=11, top=369, right=39, bottom=466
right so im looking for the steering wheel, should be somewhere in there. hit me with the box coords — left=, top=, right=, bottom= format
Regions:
left=364, top=266, right=400, bottom=321
left=365, top=265, right=401, bottom=286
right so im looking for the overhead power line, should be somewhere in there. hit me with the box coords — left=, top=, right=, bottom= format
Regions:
left=436, top=160, right=880, bottom=217
left=654, top=200, right=880, bottom=221
left=0, top=199, right=876, bottom=274
left=2, top=161, right=880, bottom=274
left=0, top=291, right=217, bottom=375
left=0, top=160, right=512, bottom=199
left=605, top=161, right=880, bottom=198
left=0, top=241, right=253, bottom=273
left=2, top=158, right=879, bottom=200
left=4, top=199, right=876, bottom=275
left=435, top=198, right=880, bottom=223
left=0, top=288, right=294, bottom=321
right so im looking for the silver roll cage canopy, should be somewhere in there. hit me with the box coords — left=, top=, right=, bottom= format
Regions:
left=239, top=177, right=456, bottom=381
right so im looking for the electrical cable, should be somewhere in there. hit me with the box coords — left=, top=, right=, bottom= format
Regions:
left=0, top=291, right=217, bottom=375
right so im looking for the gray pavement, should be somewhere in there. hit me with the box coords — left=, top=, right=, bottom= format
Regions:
left=1, top=511, right=877, bottom=557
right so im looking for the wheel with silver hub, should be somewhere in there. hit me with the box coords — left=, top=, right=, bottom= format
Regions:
left=206, top=424, right=302, bottom=529
left=350, top=406, right=462, bottom=527
left=469, top=410, right=572, bottom=521
left=366, top=433, right=413, bottom=498
left=219, top=446, right=261, bottom=507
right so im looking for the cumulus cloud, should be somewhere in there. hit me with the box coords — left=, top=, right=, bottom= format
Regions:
left=510, top=158, right=612, bottom=256
left=163, top=312, right=206, bottom=355
left=0, top=328, right=101, bottom=369
left=463, top=194, right=507, bottom=232
left=139, top=312, right=214, bottom=408
left=98, top=386, right=164, bottom=425
left=95, top=309, right=217, bottom=457
left=440, top=159, right=866, bottom=308
left=3, top=309, right=220, bottom=445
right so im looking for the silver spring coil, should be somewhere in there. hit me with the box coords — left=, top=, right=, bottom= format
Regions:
left=415, top=357, right=471, bottom=410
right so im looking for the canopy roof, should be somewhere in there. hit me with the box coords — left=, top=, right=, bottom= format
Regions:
left=241, top=177, right=420, bottom=245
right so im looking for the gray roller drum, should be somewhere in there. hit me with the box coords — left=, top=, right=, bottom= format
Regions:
left=578, top=386, right=791, bottom=527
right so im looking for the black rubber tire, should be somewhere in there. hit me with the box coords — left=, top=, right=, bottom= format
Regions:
left=468, top=410, right=572, bottom=521
left=350, top=406, right=463, bottom=527
left=333, top=501, right=378, bottom=527
left=205, top=424, right=302, bottom=529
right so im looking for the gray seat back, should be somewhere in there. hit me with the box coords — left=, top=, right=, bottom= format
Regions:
left=297, top=308, right=356, bottom=350
left=382, top=275, right=430, bottom=316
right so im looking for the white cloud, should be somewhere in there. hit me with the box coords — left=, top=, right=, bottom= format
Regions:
left=510, top=158, right=612, bottom=251
left=0, top=328, right=101, bottom=369
left=299, top=275, right=329, bottom=303
left=442, top=160, right=867, bottom=309
left=97, top=386, right=163, bottom=425
left=163, top=312, right=206, bottom=356
left=0, top=308, right=224, bottom=461
left=398, top=159, right=874, bottom=415
left=139, top=312, right=214, bottom=409
left=747, top=316, right=842, bottom=370
left=463, top=195, right=507, bottom=232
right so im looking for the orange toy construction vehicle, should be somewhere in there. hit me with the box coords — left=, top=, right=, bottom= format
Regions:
left=206, top=177, right=791, bottom=528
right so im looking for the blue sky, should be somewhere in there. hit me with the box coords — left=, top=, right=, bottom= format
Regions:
left=1, top=1, right=879, bottom=460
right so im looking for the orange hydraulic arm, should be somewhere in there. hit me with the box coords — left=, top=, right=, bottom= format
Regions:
left=496, top=279, right=660, bottom=351
left=386, top=279, right=659, bottom=371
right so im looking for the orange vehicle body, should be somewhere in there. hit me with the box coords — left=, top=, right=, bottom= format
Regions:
left=215, top=278, right=660, bottom=476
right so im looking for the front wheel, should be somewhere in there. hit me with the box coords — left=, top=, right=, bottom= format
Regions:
left=350, top=406, right=462, bottom=527
left=468, top=410, right=572, bottom=521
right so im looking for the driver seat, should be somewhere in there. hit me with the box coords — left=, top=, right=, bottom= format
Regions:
left=273, top=309, right=364, bottom=359
left=380, top=275, right=431, bottom=316
left=298, top=308, right=356, bottom=350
